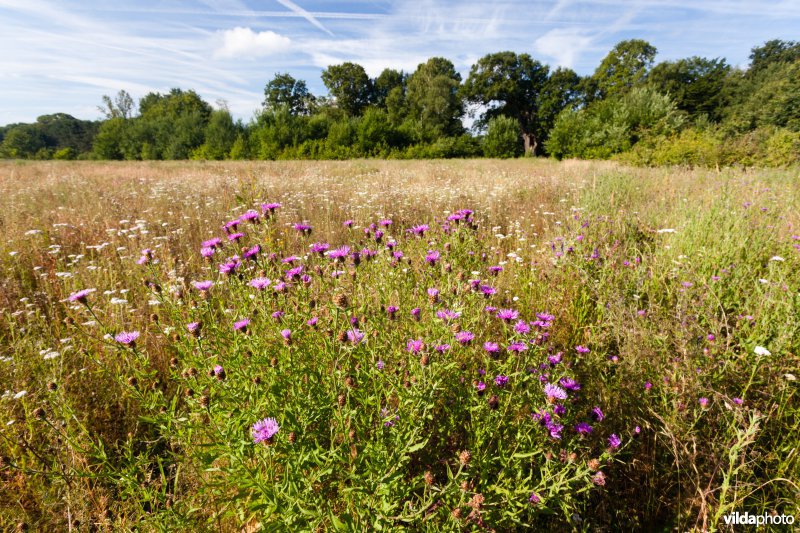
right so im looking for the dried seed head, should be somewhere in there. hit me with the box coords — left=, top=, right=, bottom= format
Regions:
left=127, top=376, right=138, bottom=387
left=450, top=323, right=461, bottom=334
left=460, top=480, right=470, bottom=491
left=169, top=357, right=179, bottom=369
left=345, top=376, right=355, bottom=388
left=187, top=367, right=198, bottom=377
left=184, top=388, right=194, bottom=397
left=468, top=493, right=485, bottom=510
left=288, top=431, right=297, bottom=444
left=337, top=330, right=348, bottom=343
left=337, top=394, right=346, bottom=408
left=270, top=356, right=278, bottom=367
left=424, top=471, right=434, bottom=485
left=420, top=354, right=430, bottom=366
left=32, top=407, right=46, bottom=420
left=348, top=428, right=356, bottom=440
left=150, top=313, right=159, bottom=323
left=459, top=450, right=472, bottom=466
left=488, top=394, right=499, bottom=410
left=47, top=381, right=57, bottom=392
left=451, top=508, right=462, bottom=520
left=588, top=458, right=601, bottom=471
left=253, top=376, right=262, bottom=385
left=199, top=395, right=210, bottom=409
left=333, top=293, right=348, bottom=308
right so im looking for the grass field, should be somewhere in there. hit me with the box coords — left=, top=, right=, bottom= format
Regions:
left=0, top=159, right=798, bottom=531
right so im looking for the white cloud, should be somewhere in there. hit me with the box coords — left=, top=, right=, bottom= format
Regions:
left=533, top=28, right=594, bottom=68
left=213, top=27, right=291, bottom=59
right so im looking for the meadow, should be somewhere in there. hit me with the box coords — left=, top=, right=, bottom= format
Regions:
left=0, top=159, right=797, bottom=531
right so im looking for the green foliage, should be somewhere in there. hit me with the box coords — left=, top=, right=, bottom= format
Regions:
left=592, top=39, right=657, bottom=98
left=321, top=62, right=373, bottom=116
left=648, top=57, right=731, bottom=121
left=263, top=73, right=313, bottom=115
left=547, top=87, right=684, bottom=159
left=405, top=57, right=464, bottom=140
left=483, top=115, right=522, bottom=158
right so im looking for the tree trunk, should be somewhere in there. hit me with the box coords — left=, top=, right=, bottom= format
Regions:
left=522, top=133, right=537, bottom=155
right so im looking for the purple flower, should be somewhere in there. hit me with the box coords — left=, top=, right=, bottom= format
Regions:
left=407, top=339, right=424, bottom=353
left=272, top=311, right=284, bottom=321
left=192, top=280, right=213, bottom=291
left=328, top=245, right=351, bottom=261
left=219, top=259, right=241, bottom=275
left=455, top=331, right=474, bottom=345
left=427, top=288, right=439, bottom=298
left=410, top=224, right=429, bottom=236
left=311, top=242, right=330, bottom=254
left=425, top=250, right=440, bottom=265
left=250, top=277, right=271, bottom=290
left=476, top=381, right=486, bottom=392
left=494, top=375, right=509, bottom=387
left=699, top=397, right=709, bottom=408
left=285, top=265, right=304, bottom=280
left=488, top=265, right=503, bottom=275
left=547, top=422, right=564, bottom=439
left=213, top=364, right=224, bottom=376
left=496, top=309, right=519, bottom=322
left=435, top=344, right=451, bottom=353
left=411, top=307, right=421, bottom=320
left=347, top=329, right=366, bottom=344
left=536, top=312, right=554, bottom=322
left=514, top=320, right=531, bottom=334
left=529, top=492, right=541, bottom=505
left=560, top=377, right=581, bottom=391
left=733, top=397, right=743, bottom=405
left=243, top=245, right=261, bottom=260
left=548, top=352, right=562, bottom=366
left=293, top=223, right=312, bottom=234
left=381, top=408, right=400, bottom=427
left=261, top=202, right=282, bottom=212
left=436, top=309, right=460, bottom=322
left=544, top=383, right=568, bottom=401
left=114, top=331, right=140, bottom=345
left=575, top=345, right=590, bottom=354
left=307, top=316, right=318, bottom=327
left=574, top=422, right=593, bottom=435
left=233, top=318, right=250, bottom=332
left=590, top=407, right=604, bottom=422
left=507, top=341, right=528, bottom=353
left=608, top=434, right=621, bottom=449
left=342, top=219, right=354, bottom=227
left=376, top=360, right=384, bottom=371
left=240, top=210, right=260, bottom=223
left=202, top=237, right=223, bottom=249
left=187, top=322, right=201, bottom=335
left=252, top=417, right=280, bottom=443
left=273, top=281, right=287, bottom=292
left=200, top=246, right=215, bottom=258
left=68, top=288, right=95, bottom=303
left=483, top=342, right=500, bottom=354
left=227, top=232, right=245, bottom=242
left=281, top=329, right=291, bottom=341
left=480, top=285, right=497, bottom=297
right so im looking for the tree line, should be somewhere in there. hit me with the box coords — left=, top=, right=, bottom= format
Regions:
left=1, top=39, right=798, bottom=166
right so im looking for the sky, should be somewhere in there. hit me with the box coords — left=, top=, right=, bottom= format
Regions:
left=1, top=0, right=798, bottom=125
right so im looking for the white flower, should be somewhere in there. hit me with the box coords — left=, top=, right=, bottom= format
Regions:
left=13, top=390, right=27, bottom=399
left=754, top=346, right=771, bottom=356
left=769, top=256, right=785, bottom=262
left=657, top=228, right=676, bottom=234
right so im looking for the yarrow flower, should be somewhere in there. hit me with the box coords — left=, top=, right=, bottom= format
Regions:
left=252, top=417, right=280, bottom=443
left=114, top=331, right=139, bottom=346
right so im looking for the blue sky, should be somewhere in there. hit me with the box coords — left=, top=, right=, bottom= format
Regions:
left=1, top=0, right=798, bottom=125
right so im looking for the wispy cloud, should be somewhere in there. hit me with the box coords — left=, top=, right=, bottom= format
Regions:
left=275, top=0, right=334, bottom=36
left=534, top=28, right=594, bottom=69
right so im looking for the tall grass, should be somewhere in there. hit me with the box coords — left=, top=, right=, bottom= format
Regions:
left=0, top=159, right=797, bottom=530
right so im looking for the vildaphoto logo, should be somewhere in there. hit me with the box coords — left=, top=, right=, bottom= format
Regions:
left=723, top=512, right=795, bottom=526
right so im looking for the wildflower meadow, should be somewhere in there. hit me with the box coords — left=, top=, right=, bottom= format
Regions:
left=0, top=159, right=798, bottom=531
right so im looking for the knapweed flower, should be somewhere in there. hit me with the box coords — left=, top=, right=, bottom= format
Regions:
left=243, top=245, right=260, bottom=260
left=488, top=265, right=503, bottom=275
left=272, top=311, right=284, bottom=321
left=514, top=320, right=531, bottom=334
left=68, top=288, right=95, bottom=303
left=698, top=397, right=709, bottom=408
left=476, top=381, right=487, bottom=393
left=250, top=277, right=271, bottom=290
left=386, top=305, right=399, bottom=318
left=192, top=280, right=213, bottom=291
left=311, top=242, right=330, bottom=254
left=381, top=407, right=399, bottom=427
left=342, top=219, right=353, bottom=227
left=483, top=342, right=500, bottom=354
left=608, top=434, right=621, bottom=449
left=261, top=202, right=281, bottom=213
left=480, top=285, right=497, bottom=297
left=560, top=377, right=581, bottom=391
left=347, top=329, right=366, bottom=344
left=376, top=360, right=385, bottom=371
left=455, top=331, right=474, bottom=345
left=227, top=232, right=245, bottom=242
left=200, top=246, right=215, bottom=258
left=435, top=344, right=451, bottom=353
left=328, top=245, right=351, bottom=262
left=285, top=266, right=304, bottom=280
left=307, top=316, right=318, bottom=327
left=282, top=255, right=299, bottom=264
left=252, top=417, right=280, bottom=443
left=213, top=365, right=225, bottom=379
left=187, top=322, right=201, bottom=335
left=411, top=307, right=421, bottom=320
left=548, top=352, right=562, bottom=366
left=233, top=318, right=250, bottom=333
left=494, top=375, right=509, bottom=387
left=575, top=422, right=593, bottom=435
left=544, top=383, right=568, bottom=401
left=436, top=309, right=460, bottom=322
left=496, top=309, right=519, bottom=322
left=293, top=223, right=312, bottom=234
left=219, top=259, right=241, bottom=275
left=281, top=329, right=292, bottom=341
left=407, top=339, right=425, bottom=353
left=202, top=237, right=223, bottom=249
left=590, top=407, right=604, bottom=422
left=507, top=341, right=528, bottom=353
left=114, top=331, right=139, bottom=346
left=529, top=492, right=541, bottom=505
left=410, top=224, right=429, bottom=236
left=575, top=345, right=590, bottom=354
left=425, top=250, right=440, bottom=265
